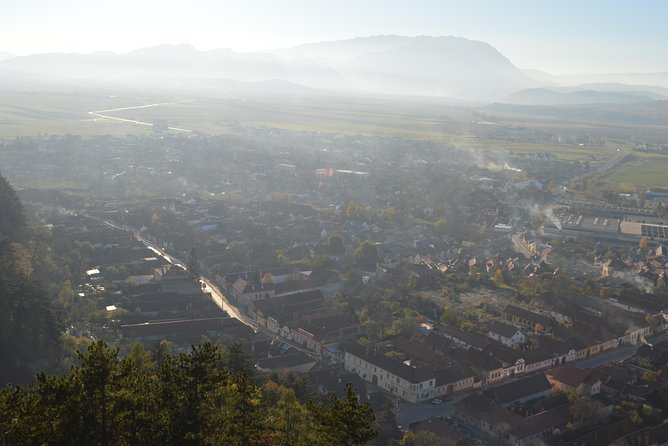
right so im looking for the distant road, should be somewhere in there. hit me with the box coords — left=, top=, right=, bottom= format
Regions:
left=96, top=216, right=255, bottom=330
left=88, top=100, right=194, bottom=133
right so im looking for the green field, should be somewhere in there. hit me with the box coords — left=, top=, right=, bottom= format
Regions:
left=600, top=152, right=668, bottom=190
left=0, top=91, right=161, bottom=137
left=0, top=89, right=624, bottom=165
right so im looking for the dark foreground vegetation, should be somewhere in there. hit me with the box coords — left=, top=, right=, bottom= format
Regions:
left=0, top=341, right=377, bottom=446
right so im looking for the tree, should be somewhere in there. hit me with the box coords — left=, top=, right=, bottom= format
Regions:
left=433, top=218, right=448, bottom=236
left=328, top=235, right=344, bottom=248
left=440, top=305, right=460, bottom=326
left=0, top=341, right=378, bottom=445
left=0, top=172, right=26, bottom=241
left=309, top=383, right=377, bottom=446
left=355, top=240, right=378, bottom=270
left=569, top=397, right=605, bottom=426
left=493, top=269, right=505, bottom=287
left=0, top=239, right=63, bottom=383
left=345, top=201, right=362, bottom=220
left=186, top=247, right=201, bottom=283
left=639, top=237, right=648, bottom=249
left=221, top=342, right=255, bottom=376
left=126, top=342, right=156, bottom=372
left=642, top=371, right=657, bottom=383
left=207, top=372, right=268, bottom=446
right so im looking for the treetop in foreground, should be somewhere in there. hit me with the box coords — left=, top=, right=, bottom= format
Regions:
left=0, top=340, right=377, bottom=446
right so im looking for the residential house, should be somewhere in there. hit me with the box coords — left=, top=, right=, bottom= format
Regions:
left=455, top=394, right=571, bottom=446
left=504, top=305, right=554, bottom=334
left=546, top=365, right=602, bottom=396
left=410, top=418, right=473, bottom=446
left=488, top=321, right=526, bottom=347
left=508, top=405, right=571, bottom=446
left=434, top=366, right=476, bottom=396
left=453, top=394, right=523, bottom=443
left=289, top=313, right=363, bottom=356
left=256, top=349, right=317, bottom=373
left=251, top=290, right=325, bottom=333
left=452, top=348, right=506, bottom=387
left=306, top=362, right=369, bottom=400
left=602, top=258, right=632, bottom=278
left=486, top=374, right=553, bottom=407
left=343, top=342, right=436, bottom=403
left=437, top=323, right=489, bottom=351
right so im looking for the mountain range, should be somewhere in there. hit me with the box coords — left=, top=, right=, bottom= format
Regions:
left=1, top=36, right=667, bottom=104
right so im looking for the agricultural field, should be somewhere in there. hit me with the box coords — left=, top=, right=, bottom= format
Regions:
left=0, top=87, right=639, bottom=166
left=599, top=151, right=668, bottom=190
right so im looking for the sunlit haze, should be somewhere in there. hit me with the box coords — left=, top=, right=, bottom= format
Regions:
left=3, top=0, right=668, bottom=74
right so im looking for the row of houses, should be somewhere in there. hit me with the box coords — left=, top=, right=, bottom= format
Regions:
left=451, top=359, right=668, bottom=446
left=341, top=303, right=656, bottom=403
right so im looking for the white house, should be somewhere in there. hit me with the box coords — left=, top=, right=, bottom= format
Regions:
left=487, top=321, right=526, bottom=347
left=343, top=342, right=436, bottom=403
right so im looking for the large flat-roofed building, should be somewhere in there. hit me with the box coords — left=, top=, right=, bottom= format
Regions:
left=620, top=221, right=668, bottom=240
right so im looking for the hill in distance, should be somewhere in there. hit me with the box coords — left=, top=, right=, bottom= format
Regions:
left=4, top=36, right=668, bottom=103
left=0, top=36, right=539, bottom=102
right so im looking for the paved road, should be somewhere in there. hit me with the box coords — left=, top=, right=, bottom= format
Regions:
left=98, top=217, right=254, bottom=330
left=88, top=100, right=194, bottom=133
left=576, top=344, right=639, bottom=369
left=138, top=234, right=253, bottom=327
left=397, top=394, right=467, bottom=428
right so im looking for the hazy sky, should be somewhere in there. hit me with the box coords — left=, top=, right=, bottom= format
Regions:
left=2, top=0, right=667, bottom=74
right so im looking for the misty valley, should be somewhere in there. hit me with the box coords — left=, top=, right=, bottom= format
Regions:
left=1, top=25, right=668, bottom=446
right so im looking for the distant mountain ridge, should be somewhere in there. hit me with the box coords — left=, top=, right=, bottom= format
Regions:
left=3, top=37, right=668, bottom=103
left=0, top=36, right=538, bottom=101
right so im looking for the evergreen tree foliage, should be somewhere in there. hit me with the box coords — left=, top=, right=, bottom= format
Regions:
left=0, top=237, right=62, bottom=383
left=0, top=173, right=26, bottom=242
left=309, top=382, right=378, bottom=446
left=0, top=341, right=378, bottom=445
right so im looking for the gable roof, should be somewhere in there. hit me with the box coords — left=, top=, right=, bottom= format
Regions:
left=435, top=365, right=474, bottom=386
left=488, top=320, right=523, bottom=339
left=504, top=305, right=554, bottom=328
left=487, top=373, right=552, bottom=406
left=437, top=324, right=489, bottom=350
left=546, top=364, right=600, bottom=388
left=425, top=331, right=454, bottom=354
left=510, top=404, right=571, bottom=440
left=455, top=394, right=523, bottom=429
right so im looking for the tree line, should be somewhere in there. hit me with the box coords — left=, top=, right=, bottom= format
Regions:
left=0, top=341, right=377, bottom=446
left=0, top=172, right=64, bottom=383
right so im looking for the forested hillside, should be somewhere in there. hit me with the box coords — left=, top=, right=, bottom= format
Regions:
left=0, top=172, right=63, bottom=383
left=0, top=341, right=377, bottom=445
